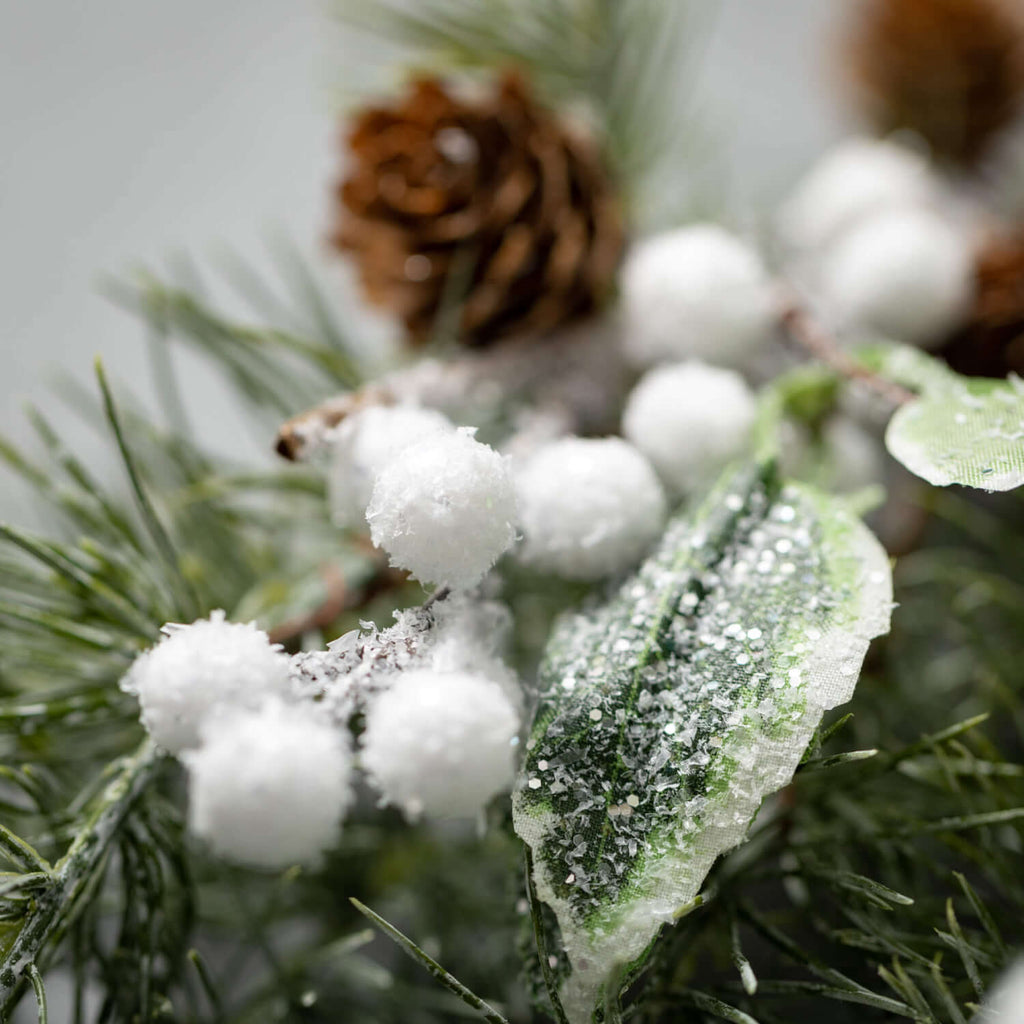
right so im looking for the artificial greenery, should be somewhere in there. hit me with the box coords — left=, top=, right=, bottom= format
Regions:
left=2, top=3, right=1024, bottom=1023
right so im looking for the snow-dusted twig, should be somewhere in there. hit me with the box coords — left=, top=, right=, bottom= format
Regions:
left=274, top=321, right=628, bottom=462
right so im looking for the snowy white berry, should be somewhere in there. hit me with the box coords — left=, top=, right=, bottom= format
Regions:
left=818, top=207, right=975, bottom=348
left=977, top=959, right=1024, bottom=1023
left=186, top=698, right=352, bottom=869
left=360, top=668, right=520, bottom=820
left=425, top=594, right=522, bottom=710
left=514, top=437, right=667, bottom=580
left=328, top=404, right=453, bottom=526
left=778, top=138, right=941, bottom=251
left=366, top=427, right=518, bottom=589
left=120, top=611, right=290, bottom=754
left=622, top=362, right=757, bottom=496
left=620, top=224, right=776, bottom=370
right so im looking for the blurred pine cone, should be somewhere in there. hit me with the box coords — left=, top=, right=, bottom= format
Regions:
left=332, top=73, right=624, bottom=347
left=845, top=0, right=1024, bottom=166
left=941, top=229, right=1024, bottom=376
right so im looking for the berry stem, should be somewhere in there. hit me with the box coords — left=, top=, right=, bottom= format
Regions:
left=778, top=295, right=915, bottom=407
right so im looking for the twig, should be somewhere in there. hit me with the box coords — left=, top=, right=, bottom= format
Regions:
left=267, top=558, right=408, bottom=646
left=777, top=297, right=915, bottom=408
left=275, top=386, right=394, bottom=461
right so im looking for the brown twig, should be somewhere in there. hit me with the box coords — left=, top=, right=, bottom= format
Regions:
left=778, top=296, right=916, bottom=407
left=268, top=558, right=408, bottom=646
left=275, top=386, right=395, bottom=462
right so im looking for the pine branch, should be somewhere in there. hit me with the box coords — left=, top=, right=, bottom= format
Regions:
left=0, top=739, right=163, bottom=1013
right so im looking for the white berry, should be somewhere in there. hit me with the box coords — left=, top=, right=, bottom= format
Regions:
left=778, top=138, right=940, bottom=251
left=360, top=668, right=520, bottom=820
left=328, top=404, right=453, bottom=526
left=120, top=611, right=290, bottom=754
left=818, top=207, right=975, bottom=347
left=366, top=427, right=518, bottom=590
left=620, top=224, right=776, bottom=370
left=978, top=959, right=1024, bottom=1023
left=515, top=437, right=667, bottom=580
left=186, top=698, right=352, bottom=869
left=622, top=362, right=757, bottom=496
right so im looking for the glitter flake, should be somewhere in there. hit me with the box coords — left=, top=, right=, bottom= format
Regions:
left=512, top=461, right=893, bottom=1023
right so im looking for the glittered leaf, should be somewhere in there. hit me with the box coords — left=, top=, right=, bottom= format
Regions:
left=881, top=346, right=1024, bottom=491
left=512, top=462, right=892, bottom=1022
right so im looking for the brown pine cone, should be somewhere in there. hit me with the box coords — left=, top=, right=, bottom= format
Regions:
left=941, top=229, right=1024, bottom=376
left=332, top=72, right=624, bottom=347
left=844, top=0, right=1024, bottom=166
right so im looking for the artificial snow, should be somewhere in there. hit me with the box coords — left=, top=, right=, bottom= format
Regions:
left=288, top=592, right=522, bottom=722
left=514, top=436, right=667, bottom=579
left=978, top=959, right=1024, bottom=1022
left=818, top=206, right=975, bottom=347
left=778, top=137, right=941, bottom=252
left=622, top=362, right=757, bottom=496
left=327, top=404, right=453, bottom=526
left=619, top=224, right=776, bottom=370
left=120, top=611, right=290, bottom=754
left=360, top=668, right=520, bottom=820
left=186, top=697, right=353, bottom=869
left=366, top=427, right=518, bottom=589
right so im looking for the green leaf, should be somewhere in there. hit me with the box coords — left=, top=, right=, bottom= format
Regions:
left=879, top=347, right=1024, bottom=492
left=513, top=461, right=892, bottom=1023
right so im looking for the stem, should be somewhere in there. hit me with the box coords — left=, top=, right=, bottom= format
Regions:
left=778, top=298, right=915, bottom=408
left=0, top=739, right=163, bottom=1013
left=267, top=559, right=408, bottom=646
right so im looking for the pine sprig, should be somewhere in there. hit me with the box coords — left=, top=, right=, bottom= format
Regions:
left=0, top=255, right=383, bottom=1016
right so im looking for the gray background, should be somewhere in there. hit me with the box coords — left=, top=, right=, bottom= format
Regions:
left=0, top=0, right=847, bottom=475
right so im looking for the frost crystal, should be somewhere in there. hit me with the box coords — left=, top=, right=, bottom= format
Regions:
left=120, top=610, right=290, bottom=754
left=327, top=404, right=453, bottom=526
left=186, top=697, right=352, bottom=870
left=288, top=592, right=521, bottom=721
left=819, top=207, right=975, bottom=348
left=778, top=137, right=941, bottom=251
left=513, top=463, right=893, bottom=1022
left=361, top=668, right=520, bottom=820
left=366, top=427, right=518, bottom=589
left=515, top=437, right=667, bottom=580
left=622, top=362, right=757, bottom=496
left=620, top=225, right=776, bottom=370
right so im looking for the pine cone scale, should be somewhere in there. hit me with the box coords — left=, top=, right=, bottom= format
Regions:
left=332, top=71, right=624, bottom=346
left=941, top=229, right=1024, bottom=376
left=846, top=0, right=1024, bottom=165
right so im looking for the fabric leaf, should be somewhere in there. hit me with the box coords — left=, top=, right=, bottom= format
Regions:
left=512, top=461, right=892, bottom=1023
left=881, top=346, right=1024, bottom=492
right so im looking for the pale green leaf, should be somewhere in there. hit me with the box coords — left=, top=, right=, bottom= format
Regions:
left=513, top=462, right=892, bottom=1023
left=880, top=347, right=1024, bottom=492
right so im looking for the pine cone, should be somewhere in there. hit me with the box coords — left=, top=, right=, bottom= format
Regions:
left=332, top=73, right=624, bottom=347
left=845, top=0, right=1024, bottom=166
left=941, top=229, right=1024, bottom=376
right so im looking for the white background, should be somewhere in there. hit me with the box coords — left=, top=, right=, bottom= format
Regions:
left=0, top=0, right=847, bottom=482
